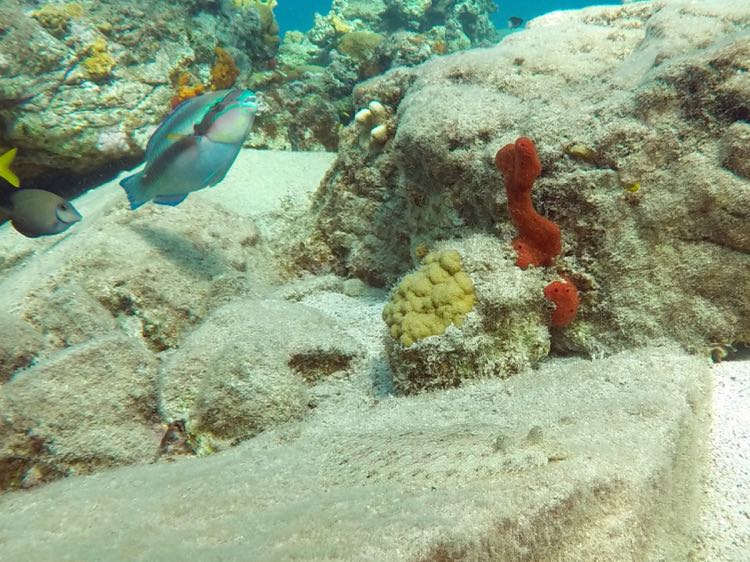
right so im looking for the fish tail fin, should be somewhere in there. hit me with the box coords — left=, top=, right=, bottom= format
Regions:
left=119, top=172, right=149, bottom=210
left=0, top=148, right=20, bottom=188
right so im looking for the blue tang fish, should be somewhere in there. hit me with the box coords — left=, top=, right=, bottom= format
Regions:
left=120, top=89, right=258, bottom=210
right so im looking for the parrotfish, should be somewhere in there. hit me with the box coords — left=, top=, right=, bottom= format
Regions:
left=0, top=189, right=82, bottom=238
left=119, top=89, right=259, bottom=210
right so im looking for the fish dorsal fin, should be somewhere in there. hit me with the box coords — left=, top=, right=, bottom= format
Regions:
left=145, top=91, right=229, bottom=164
left=0, top=148, right=20, bottom=188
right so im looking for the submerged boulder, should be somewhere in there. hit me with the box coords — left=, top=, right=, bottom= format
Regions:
left=301, top=0, right=750, bottom=356
left=159, top=298, right=362, bottom=448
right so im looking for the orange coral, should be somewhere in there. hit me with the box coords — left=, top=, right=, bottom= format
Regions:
left=170, top=72, right=205, bottom=108
left=82, top=37, right=115, bottom=81
left=431, top=40, right=448, bottom=55
left=210, top=47, right=239, bottom=90
left=168, top=47, right=239, bottom=109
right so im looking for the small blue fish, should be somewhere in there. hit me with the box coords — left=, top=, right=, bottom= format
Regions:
left=120, top=89, right=258, bottom=210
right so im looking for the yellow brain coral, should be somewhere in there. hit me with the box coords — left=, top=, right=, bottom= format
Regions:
left=382, top=250, right=475, bottom=347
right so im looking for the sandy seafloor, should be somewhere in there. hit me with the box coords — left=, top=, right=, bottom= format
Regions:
left=0, top=149, right=747, bottom=561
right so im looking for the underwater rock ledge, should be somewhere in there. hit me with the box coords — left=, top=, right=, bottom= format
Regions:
left=301, top=0, right=750, bottom=357
left=0, top=346, right=711, bottom=561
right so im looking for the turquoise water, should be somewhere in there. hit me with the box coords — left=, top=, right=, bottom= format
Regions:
left=275, top=0, right=330, bottom=33
left=276, top=1, right=624, bottom=34
left=492, top=1, right=622, bottom=28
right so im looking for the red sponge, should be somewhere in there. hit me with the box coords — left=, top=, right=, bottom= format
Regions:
left=543, top=278, right=580, bottom=327
left=495, top=137, right=561, bottom=268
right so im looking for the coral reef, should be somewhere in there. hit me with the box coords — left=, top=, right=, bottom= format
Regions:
left=0, top=0, right=279, bottom=183
left=0, top=3, right=744, bottom=556
left=0, top=0, right=500, bottom=181
left=245, top=0, right=498, bottom=150
left=300, top=0, right=750, bottom=357
left=384, top=236, right=551, bottom=394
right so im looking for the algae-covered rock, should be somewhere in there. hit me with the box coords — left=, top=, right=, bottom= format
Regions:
left=304, top=0, right=750, bottom=356
left=0, top=149, right=342, bottom=486
left=14, top=200, right=265, bottom=354
left=21, top=281, right=119, bottom=350
left=720, top=121, right=750, bottom=180
left=0, top=313, right=44, bottom=383
left=0, top=335, right=160, bottom=491
left=159, top=298, right=361, bottom=447
left=384, top=236, right=551, bottom=394
left=30, top=2, right=84, bottom=38
left=0, top=346, right=714, bottom=559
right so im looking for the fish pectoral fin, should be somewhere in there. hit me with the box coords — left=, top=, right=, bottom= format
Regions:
left=165, top=133, right=189, bottom=141
left=0, top=147, right=20, bottom=188
left=153, top=193, right=189, bottom=207
left=204, top=165, right=232, bottom=187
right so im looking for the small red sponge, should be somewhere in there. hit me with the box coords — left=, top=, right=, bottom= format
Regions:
left=543, top=278, right=580, bottom=327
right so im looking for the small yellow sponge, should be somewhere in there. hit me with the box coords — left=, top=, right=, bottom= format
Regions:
left=382, top=250, right=475, bottom=347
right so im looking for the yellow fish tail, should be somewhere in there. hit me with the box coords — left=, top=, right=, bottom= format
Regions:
left=0, top=148, right=20, bottom=188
